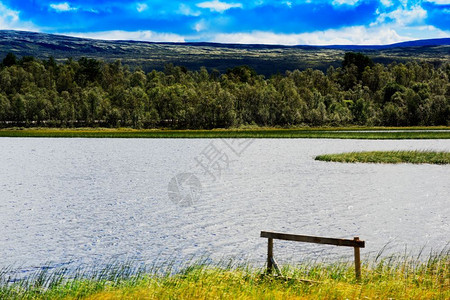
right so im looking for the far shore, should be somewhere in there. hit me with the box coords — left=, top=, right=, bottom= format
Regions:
left=1, top=126, right=450, bottom=139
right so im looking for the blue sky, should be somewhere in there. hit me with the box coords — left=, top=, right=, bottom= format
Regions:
left=0, top=0, right=449, bottom=45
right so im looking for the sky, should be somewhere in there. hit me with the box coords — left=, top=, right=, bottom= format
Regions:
left=0, top=0, right=449, bottom=45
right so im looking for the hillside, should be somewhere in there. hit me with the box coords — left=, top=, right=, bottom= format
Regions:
left=1, top=30, right=449, bottom=75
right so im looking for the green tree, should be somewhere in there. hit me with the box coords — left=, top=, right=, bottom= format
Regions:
left=2, top=53, right=17, bottom=67
left=342, top=52, right=374, bottom=80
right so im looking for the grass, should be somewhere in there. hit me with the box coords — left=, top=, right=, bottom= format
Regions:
left=1, top=251, right=448, bottom=299
left=315, top=150, right=450, bottom=165
left=1, top=127, right=450, bottom=139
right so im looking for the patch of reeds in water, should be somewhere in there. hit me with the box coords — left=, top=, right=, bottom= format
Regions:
left=316, top=150, right=450, bottom=165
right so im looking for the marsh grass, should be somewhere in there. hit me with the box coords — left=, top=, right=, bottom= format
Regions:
left=1, top=127, right=450, bottom=139
left=315, top=150, right=450, bottom=165
left=1, top=251, right=448, bottom=299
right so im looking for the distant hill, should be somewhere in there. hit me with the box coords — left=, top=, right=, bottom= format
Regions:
left=321, top=38, right=450, bottom=50
left=1, top=30, right=449, bottom=75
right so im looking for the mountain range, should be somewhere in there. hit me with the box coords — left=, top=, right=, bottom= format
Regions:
left=1, top=30, right=449, bottom=75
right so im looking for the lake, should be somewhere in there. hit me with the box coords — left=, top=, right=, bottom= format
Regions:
left=0, top=138, right=449, bottom=274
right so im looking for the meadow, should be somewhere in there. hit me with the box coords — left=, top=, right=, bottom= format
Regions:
left=1, top=251, right=448, bottom=299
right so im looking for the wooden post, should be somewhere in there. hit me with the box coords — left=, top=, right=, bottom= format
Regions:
left=267, top=238, right=273, bottom=274
left=260, top=231, right=365, bottom=280
left=354, top=237, right=361, bottom=281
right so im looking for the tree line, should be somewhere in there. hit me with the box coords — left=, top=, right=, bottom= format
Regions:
left=0, top=52, right=448, bottom=128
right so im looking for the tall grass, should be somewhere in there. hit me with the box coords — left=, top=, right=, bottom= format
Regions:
left=1, top=127, right=450, bottom=139
left=1, top=250, right=448, bottom=299
left=316, top=150, right=450, bottom=164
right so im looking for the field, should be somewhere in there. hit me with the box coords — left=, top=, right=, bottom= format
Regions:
left=315, top=151, right=450, bottom=164
left=1, top=252, right=448, bottom=299
left=1, top=127, right=450, bottom=139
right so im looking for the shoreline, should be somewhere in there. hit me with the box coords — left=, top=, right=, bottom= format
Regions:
left=1, top=126, right=450, bottom=139
left=1, top=252, right=448, bottom=299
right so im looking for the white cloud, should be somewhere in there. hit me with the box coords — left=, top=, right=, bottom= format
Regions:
left=136, top=3, right=148, bottom=13
left=84, top=8, right=99, bottom=14
left=380, top=0, right=393, bottom=7
left=178, top=4, right=201, bottom=16
left=332, top=0, right=359, bottom=5
left=211, top=27, right=409, bottom=45
left=63, top=30, right=186, bottom=43
left=194, top=19, right=208, bottom=32
left=52, top=23, right=450, bottom=45
left=210, top=24, right=450, bottom=46
left=197, top=0, right=242, bottom=13
left=0, top=2, right=38, bottom=31
left=423, top=0, right=450, bottom=4
left=0, top=2, right=19, bottom=24
left=395, top=24, right=450, bottom=40
left=372, top=5, right=427, bottom=26
left=49, top=2, right=78, bottom=12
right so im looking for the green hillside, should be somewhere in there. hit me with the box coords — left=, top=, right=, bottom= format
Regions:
left=1, top=30, right=449, bottom=76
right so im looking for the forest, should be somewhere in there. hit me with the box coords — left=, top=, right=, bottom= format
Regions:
left=0, top=52, right=448, bottom=128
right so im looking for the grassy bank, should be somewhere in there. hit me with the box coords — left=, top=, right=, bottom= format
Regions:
left=315, top=150, right=450, bottom=164
left=1, top=253, right=448, bottom=299
left=1, top=127, right=450, bottom=139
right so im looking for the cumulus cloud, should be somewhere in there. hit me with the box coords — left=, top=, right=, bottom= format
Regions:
left=197, top=0, right=242, bottom=12
left=194, top=19, right=208, bottom=32
left=178, top=3, right=201, bottom=16
left=0, top=2, right=19, bottom=24
left=332, top=0, right=360, bottom=5
left=0, top=2, right=38, bottom=31
left=394, top=24, right=450, bottom=40
left=63, top=30, right=186, bottom=42
left=373, top=5, right=427, bottom=26
left=136, top=3, right=148, bottom=13
left=423, top=0, right=450, bottom=4
left=2, top=0, right=449, bottom=46
left=380, top=0, right=393, bottom=7
left=210, top=23, right=450, bottom=45
left=211, top=26, right=408, bottom=45
left=49, top=2, right=78, bottom=12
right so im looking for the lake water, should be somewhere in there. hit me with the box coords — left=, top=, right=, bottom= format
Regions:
left=0, top=138, right=449, bottom=274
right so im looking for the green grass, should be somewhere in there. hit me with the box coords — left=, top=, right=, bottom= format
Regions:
left=315, top=150, right=450, bottom=164
left=1, top=127, right=450, bottom=139
left=1, top=252, right=448, bottom=299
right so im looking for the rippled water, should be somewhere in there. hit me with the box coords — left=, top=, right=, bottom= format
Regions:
left=0, top=138, right=449, bottom=273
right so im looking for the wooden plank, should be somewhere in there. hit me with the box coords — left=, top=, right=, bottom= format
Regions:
left=261, top=231, right=365, bottom=248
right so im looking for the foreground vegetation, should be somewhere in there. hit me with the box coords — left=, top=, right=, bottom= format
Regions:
left=1, top=252, right=448, bottom=299
left=0, top=52, right=449, bottom=129
left=1, top=127, right=450, bottom=139
left=316, top=150, right=450, bottom=164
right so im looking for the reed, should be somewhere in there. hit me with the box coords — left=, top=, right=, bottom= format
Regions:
left=1, top=250, right=448, bottom=299
left=1, top=127, right=450, bottom=139
left=315, top=150, right=450, bottom=164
